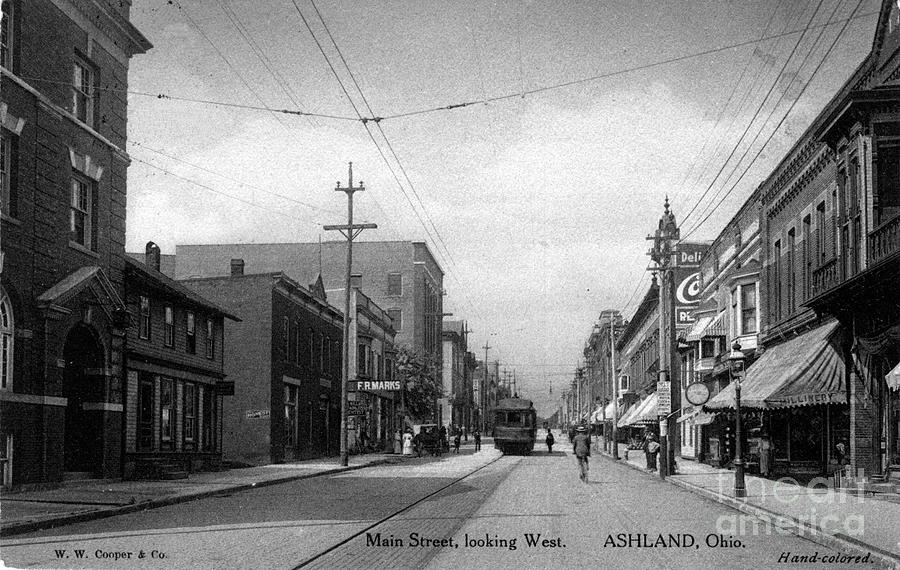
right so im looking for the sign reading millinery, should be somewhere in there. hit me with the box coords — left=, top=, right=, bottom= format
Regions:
left=673, top=242, right=707, bottom=328
left=353, top=380, right=401, bottom=391
left=657, top=381, right=671, bottom=416
left=245, top=410, right=270, bottom=420
left=685, top=382, right=710, bottom=406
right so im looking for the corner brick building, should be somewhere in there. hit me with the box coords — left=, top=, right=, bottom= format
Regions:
left=0, top=0, right=151, bottom=487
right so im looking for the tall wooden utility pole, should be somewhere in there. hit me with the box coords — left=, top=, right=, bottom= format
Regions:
left=481, top=341, right=491, bottom=432
left=610, top=320, right=619, bottom=460
left=647, top=196, right=679, bottom=480
left=324, top=162, right=376, bottom=467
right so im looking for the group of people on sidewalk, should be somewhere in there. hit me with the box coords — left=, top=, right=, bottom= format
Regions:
left=393, top=426, right=481, bottom=457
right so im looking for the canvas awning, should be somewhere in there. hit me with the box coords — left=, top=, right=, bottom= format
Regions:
left=632, top=392, right=659, bottom=425
left=676, top=409, right=699, bottom=423
left=617, top=400, right=642, bottom=428
left=887, top=361, right=900, bottom=391
left=685, top=316, right=713, bottom=342
left=703, top=311, right=727, bottom=338
left=705, top=321, right=844, bottom=410
left=694, top=412, right=717, bottom=425
left=590, top=405, right=605, bottom=424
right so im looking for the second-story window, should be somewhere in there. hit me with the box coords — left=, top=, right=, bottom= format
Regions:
left=138, top=296, right=150, bottom=340
left=72, top=57, right=94, bottom=126
left=70, top=175, right=94, bottom=248
left=164, top=305, right=174, bottom=347
left=387, top=309, right=402, bottom=332
left=1, top=0, right=14, bottom=70
left=186, top=311, right=196, bottom=354
left=740, top=284, right=758, bottom=335
left=1, top=131, right=12, bottom=218
left=205, top=318, right=214, bottom=359
left=387, top=273, right=402, bottom=296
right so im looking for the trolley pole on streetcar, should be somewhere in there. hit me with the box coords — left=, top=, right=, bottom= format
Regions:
left=324, top=162, right=376, bottom=467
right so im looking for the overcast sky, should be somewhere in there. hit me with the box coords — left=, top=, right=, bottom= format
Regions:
left=126, top=0, right=880, bottom=417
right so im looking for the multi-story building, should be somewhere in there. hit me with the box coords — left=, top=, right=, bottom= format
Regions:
left=347, top=287, right=397, bottom=452
left=441, top=320, right=472, bottom=429
left=681, top=192, right=762, bottom=465
left=181, top=262, right=344, bottom=465
left=0, top=0, right=150, bottom=488
left=584, top=310, right=624, bottom=442
left=706, top=0, right=900, bottom=482
left=615, top=278, right=660, bottom=440
left=122, top=244, right=238, bottom=478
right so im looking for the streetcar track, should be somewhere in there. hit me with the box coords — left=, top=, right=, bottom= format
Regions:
left=292, top=454, right=511, bottom=569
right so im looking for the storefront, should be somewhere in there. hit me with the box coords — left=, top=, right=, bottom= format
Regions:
left=705, top=321, right=848, bottom=476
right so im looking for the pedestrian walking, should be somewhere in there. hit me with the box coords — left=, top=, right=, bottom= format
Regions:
left=402, top=429, right=414, bottom=456
left=393, top=429, right=402, bottom=455
left=572, top=425, right=591, bottom=482
left=545, top=429, right=555, bottom=453
left=473, top=429, right=481, bottom=451
left=644, top=431, right=659, bottom=471
left=453, top=432, right=461, bottom=453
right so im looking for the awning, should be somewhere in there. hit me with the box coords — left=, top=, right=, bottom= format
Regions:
left=617, top=400, right=642, bottom=428
left=703, top=311, right=727, bottom=338
left=887, top=361, right=900, bottom=391
left=705, top=321, right=844, bottom=410
left=604, top=401, right=617, bottom=418
left=632, top=392, right=659, bottom=425
left=694, top=412, right=717, bottom=425
left=589, top=405, right=605, bottom=424
left=686, top=316, right=713, bottom=342
left=676, top=409, right=699, bottom=423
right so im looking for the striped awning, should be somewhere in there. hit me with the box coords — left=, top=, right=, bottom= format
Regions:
left=703, top=311, right=727, bottom=338
left=632, top=392, right=659, bottom=425
left=705, top=321, right=844, bottom=410
left=685, top=316, right=713, bottom=342
left=617, top=400, right=642, bottom=428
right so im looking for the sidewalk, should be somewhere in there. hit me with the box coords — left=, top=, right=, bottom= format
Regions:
left=599, top=442, right=900, bottom=570
left=0, top=452, right=403, bottom=537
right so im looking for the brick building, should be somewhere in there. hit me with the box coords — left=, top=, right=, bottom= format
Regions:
left=181, top=265, right=344, bottom=465
left=1, top=0, right=150, bottom=487
left=122, top=245, right=238, bottom=479
left=441, top=320, right=472, bottom=430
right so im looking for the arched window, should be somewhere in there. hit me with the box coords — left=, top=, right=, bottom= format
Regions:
left=1, top=287, right=13, bottom=390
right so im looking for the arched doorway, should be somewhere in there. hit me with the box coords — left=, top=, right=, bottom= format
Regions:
left=63, top=324, right=105, bottom=473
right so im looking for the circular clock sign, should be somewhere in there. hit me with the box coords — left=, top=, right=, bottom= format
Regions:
left=685, top=382, right=711, bottom=406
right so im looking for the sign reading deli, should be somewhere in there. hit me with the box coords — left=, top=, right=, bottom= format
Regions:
left=674, top=242, right=707, bottom=328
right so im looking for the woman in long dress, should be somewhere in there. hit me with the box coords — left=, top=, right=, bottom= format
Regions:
left=393, top=430, right=402, bottom=454
left=402, top=430, right=414, bottom=456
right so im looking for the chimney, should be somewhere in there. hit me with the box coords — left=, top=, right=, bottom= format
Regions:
left=230, top=258, right=244, bottom=276
left=145, top=241, right=161, bottom=272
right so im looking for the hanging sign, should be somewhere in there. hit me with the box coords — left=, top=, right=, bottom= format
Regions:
left=685, top=382, right=710, bottom=406
left=657, top=381, right=671, bottom=416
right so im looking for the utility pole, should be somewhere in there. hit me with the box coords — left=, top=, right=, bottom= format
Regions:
left=481, top=341, right=490, bottom=433
left=324, top=162, right=377, bottom=467
left=647, top=196, right=679, bottom=480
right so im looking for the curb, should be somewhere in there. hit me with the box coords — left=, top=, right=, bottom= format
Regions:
left=1, top=458, right=394, bottom=538
left=600, top=453, right=900, bottom=570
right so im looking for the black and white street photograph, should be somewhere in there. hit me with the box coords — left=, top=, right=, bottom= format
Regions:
left=1, top=0, right=899, bottom=568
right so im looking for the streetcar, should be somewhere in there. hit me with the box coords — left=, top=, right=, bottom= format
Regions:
left=492, top=397, right=537, bottom=454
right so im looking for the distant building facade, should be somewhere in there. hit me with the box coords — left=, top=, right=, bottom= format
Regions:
left=182, top=265, right=343, bottom=465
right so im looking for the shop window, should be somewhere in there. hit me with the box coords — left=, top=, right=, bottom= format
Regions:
left=1, top=286, right=13, bottom=390
left=138, top=296, right=150, bottom=340
left=284, top=384, right=298, bottom=449
left=160, top=378, right=174, bottom=444
left=186, top=311, right=196, bottom=354
left=183, top=383, right=196, bottom=445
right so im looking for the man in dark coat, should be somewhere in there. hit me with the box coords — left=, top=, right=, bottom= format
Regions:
left=572, top=425, right=591, bottom=482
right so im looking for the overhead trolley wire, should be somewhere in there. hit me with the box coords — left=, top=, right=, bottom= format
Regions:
left=679, top=0, right=865, bottom=242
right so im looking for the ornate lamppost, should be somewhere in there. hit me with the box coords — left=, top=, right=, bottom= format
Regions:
left=728, top=340, right=746, bottom=498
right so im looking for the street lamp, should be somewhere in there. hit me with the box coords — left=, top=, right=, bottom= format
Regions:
left=728, top=340, right=746, bottom=499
